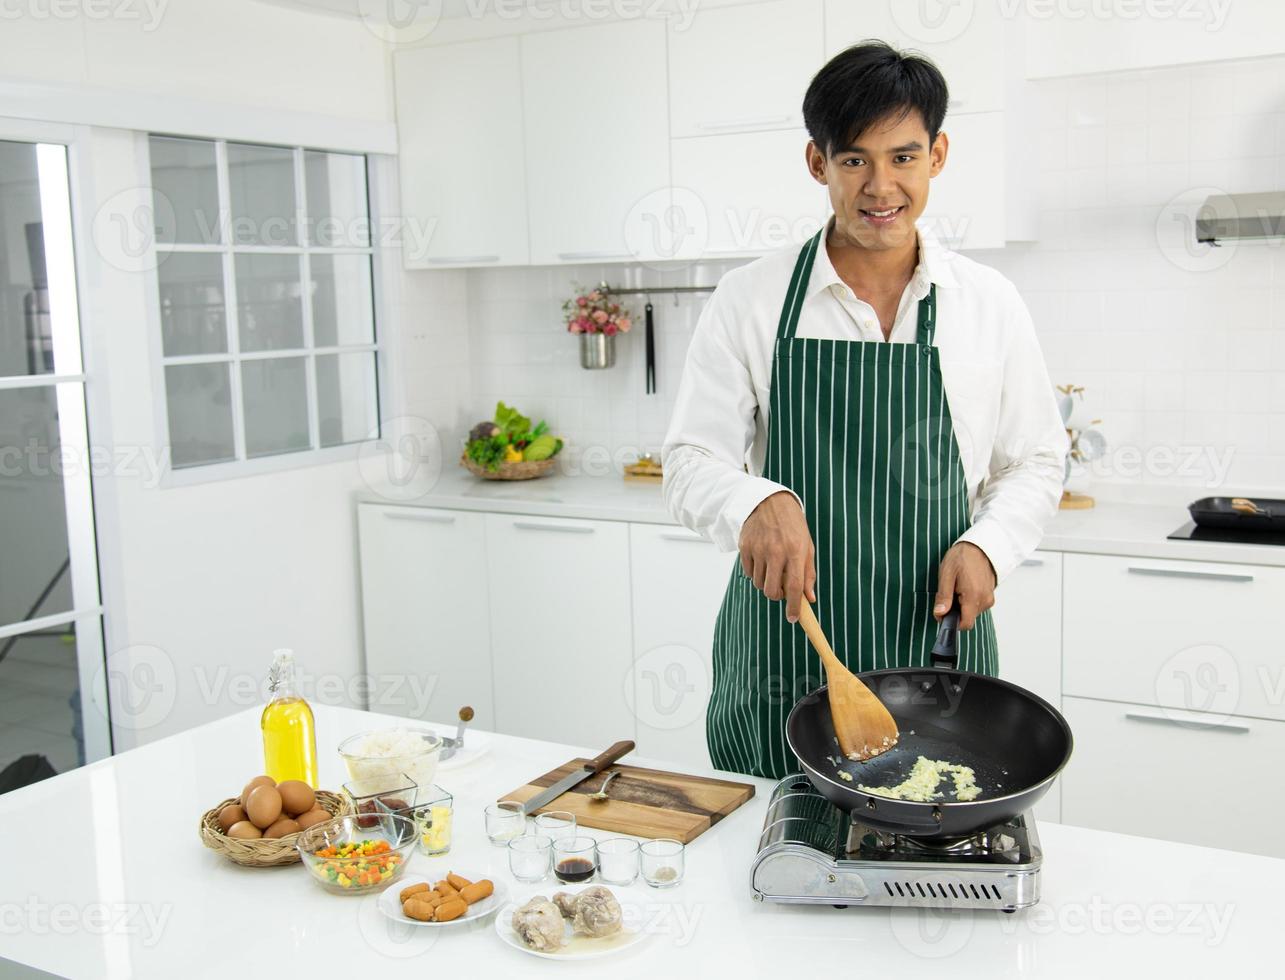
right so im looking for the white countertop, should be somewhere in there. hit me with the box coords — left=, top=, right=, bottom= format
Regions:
left=1, top=703, right=1276, bottom=978
left=360, top=470, right=1285, bottom=567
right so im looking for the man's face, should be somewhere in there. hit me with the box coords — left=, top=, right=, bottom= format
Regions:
left=807, top=107, right=948, bottom=251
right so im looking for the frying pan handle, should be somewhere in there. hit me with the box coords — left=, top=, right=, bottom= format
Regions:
left=931, top=598, right=960, bottom=667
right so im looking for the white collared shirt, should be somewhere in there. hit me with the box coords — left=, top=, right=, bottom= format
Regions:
left=661, top=220, right=1069, bottom=582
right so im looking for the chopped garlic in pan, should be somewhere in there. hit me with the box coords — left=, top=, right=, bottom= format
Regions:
left=856, top=755, right=982, bottom=802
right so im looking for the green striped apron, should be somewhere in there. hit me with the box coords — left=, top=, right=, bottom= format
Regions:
left=707, top=228, right=999, bottom=780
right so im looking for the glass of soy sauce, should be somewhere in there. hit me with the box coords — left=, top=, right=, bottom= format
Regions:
left=553, top=836, right=599, bottom=883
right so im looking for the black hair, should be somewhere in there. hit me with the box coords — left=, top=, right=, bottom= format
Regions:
left=802, top=40, right=949, bottom=158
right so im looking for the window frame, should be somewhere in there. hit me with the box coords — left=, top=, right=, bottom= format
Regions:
left=140, top=133, right=388, bottom=487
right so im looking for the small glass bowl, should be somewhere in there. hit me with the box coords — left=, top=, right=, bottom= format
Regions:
left=485, top=800, right=526, bottom=846
left=597, top=837, right=640, bottom=885
left=296, top=812, right=416, bottom=894
left=405, top=785, right=453, bottom=856
left=342, top=772, right=417, bottom=829
left=508, top=834, right=553, bottom=883
left=553, top=836, right=598, bottom=884
left=640, top=838, right=684, bottom=888
left=533, top=810, right=576, bottom=841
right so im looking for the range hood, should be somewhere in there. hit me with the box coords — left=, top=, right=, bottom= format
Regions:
left=1195, top=191, right=1285, bottom=245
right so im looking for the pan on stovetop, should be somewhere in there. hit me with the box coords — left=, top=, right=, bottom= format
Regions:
left=785, top=605, right=1073, bottom=839
left=1188, top=496, right=1285, bottom=532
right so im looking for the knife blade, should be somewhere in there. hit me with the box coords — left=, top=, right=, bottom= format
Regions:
left=520, top=740, right=635, bottom=816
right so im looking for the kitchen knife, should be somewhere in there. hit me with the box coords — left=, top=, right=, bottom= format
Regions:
left=520, top=740, right=635, bottom=816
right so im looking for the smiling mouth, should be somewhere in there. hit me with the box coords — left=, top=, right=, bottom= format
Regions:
left=859, top=205, right=906, bottom=223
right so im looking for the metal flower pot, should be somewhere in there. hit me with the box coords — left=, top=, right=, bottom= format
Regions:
left=579, top=332, right=616, bottom=369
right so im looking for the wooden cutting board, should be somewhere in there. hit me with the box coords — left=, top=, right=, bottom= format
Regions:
left=502, top=761, right=755, bottom=843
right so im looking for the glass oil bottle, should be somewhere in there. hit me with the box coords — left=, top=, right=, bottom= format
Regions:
left=261, top=649, right=318, bottom=786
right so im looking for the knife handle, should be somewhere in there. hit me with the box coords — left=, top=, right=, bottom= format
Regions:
left=585, top=741, right=634, bottom=774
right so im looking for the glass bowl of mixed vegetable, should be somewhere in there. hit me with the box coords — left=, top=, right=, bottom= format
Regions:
left=296, top=812, right=416, bottom=894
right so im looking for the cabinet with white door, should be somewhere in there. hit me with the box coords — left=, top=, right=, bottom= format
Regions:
left=392, top=36, right=529, bottom=268
left=990, top=550, right=1062, bottom=823
left=667, top=0, right=823, bottom=139
left=919, top=111, right=1007, bottom=251
left=520, top=19, right=671, bottom=265
left=627, top=524, right=738, bottom=767
left=357, top=504, right=495, bottom=727
left=483, top=514, right=634, bottom=748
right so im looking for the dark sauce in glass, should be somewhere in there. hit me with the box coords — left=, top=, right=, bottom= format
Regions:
left=555, top=857, right=596, bottom=883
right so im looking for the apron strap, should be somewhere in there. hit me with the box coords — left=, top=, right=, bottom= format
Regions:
left=917, top=283, right=938, bottom=347
left=778, top=228, right=939, bottom=346
left=776, top=229, right=824, bottom=342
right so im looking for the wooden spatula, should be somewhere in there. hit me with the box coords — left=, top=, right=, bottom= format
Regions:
left=797, top=599, right=899, bottom=761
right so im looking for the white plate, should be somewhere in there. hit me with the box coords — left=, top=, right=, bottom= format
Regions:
left=494, top=888, right=647, bottom=960
left=376, top=872, right=508, bottom=927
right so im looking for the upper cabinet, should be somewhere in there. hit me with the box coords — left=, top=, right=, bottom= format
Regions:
left=393, top=37, right=530, bottom=268
left=668, top=0, right=824, bottom=138
left=919, top=111, right=1007, bottom=251
left=521, top=19, right=672, bottom=265
left=824, top=0, right=1004, bottom=114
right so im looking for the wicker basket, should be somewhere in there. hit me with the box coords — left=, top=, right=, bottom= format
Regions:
left=460, top=453, right=557, bottom=481
left=199, top=789, right=349, bottom=868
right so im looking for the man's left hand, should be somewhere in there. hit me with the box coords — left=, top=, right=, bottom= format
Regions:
left=934, top=542, right=997, bottom=631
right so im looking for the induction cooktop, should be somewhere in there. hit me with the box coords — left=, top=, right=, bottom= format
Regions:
left=1167, top=521, right=1285, bottom=547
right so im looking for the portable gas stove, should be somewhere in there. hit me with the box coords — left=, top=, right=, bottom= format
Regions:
left=751, top=775, right=1042, bottom=912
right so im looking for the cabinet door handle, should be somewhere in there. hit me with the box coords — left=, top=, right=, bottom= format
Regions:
left=1021, top=558, right=1044, bottom=567
left=660, top=532, right=710, bottom=544
left=383, top=511, right=456, bottom=525
left=1126, top=566, right=1253, bottom=583
left=513, top=520, right=595, bottom=535
left=425, top=255, right=500, bottom=264
left=1124, top=711, right=1250, bottom=734
left=697, top=114, right=793, bottom=131
left=556, top=250, right=633, bottom=261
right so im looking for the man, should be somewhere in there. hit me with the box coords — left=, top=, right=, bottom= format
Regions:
left=662, top=42, right=1068, bottom=780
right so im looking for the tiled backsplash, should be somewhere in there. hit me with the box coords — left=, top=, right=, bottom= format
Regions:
left=401, top=55, right=1285, bottom=494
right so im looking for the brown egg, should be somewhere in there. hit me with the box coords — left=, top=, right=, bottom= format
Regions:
left=227, top=820, right=263, bottom=840
left=277, top=780, right=315, bottom=817
left=241, top=775, right=275, bottom=803
left=245, top=785, right=283, bottom=829
left=294, top=807, right=333, bottom=830
left=217, top=803, right=247, bottom=832
left=263, top=817, right=301, bottom=839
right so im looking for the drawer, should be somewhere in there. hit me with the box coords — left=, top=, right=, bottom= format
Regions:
left=1061, top=695, right=1284, bottom=857
left=1063, top=554, right=1285, bottom=721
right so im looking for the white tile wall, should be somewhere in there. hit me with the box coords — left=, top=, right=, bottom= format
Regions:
left=400, top=55, right=1285, bottom=493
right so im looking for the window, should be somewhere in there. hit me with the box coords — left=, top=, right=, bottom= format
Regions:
left=148, top=136, right=379, bottom=470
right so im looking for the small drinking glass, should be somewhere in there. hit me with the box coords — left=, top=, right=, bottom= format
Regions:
left=552, top=836, right=599, bottom=884
left=597, top=837, right=640, bottom=885
left=533, top=810, right=576, bottom=841
left=640, top=838, right=684, bottom=888
left=509, top=834, right=553, bottom=883
left=485, top=800, right=526, bottom=846
left=343, top=772, right=418, bottom=830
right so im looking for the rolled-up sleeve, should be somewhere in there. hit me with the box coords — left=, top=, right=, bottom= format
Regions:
left=956, top=284, right=1069, bottom=582
left=661, top=278, right=800, bottom=552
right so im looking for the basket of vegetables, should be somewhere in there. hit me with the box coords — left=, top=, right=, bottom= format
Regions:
left=462, top=402, right=563, bottom=481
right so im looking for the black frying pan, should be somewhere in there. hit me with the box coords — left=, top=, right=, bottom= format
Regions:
left=1189, top=496, right=1285, bottom=532
left=785, top=605, right=1073, bottom=838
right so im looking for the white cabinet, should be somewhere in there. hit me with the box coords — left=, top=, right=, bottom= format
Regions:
left=1064, top=555, right=1285, bottom=723
left=667, top=0, right=823, bottom=138
left=920, top=111, right=1006, bottom=250
left=670, top=129, right=829, bottom=258
left=824, top=0, right=1004, bottom=114
left=392, top=37, right=529, bottom=268
left=357, top=505, right=494, bottom=727
left=521, top=19, right=671, bottom=265
left=484, top=514, right=634, bottom=747
left=990, top=551, right=1062, bottom=823
left=627, top=525, right=737, bottom=767
left=1061, top=696, right=1285, bottom=858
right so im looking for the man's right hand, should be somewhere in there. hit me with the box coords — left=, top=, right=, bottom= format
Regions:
left=738, top=491, right=816, bottom=623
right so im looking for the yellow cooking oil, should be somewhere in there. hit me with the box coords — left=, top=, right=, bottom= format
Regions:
left=261, top=649, right=318, bottom=787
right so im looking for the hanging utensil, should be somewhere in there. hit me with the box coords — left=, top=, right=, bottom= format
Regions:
left=797, top=599, right=899, bottom=761
left=644, top=299, right=656, bottom=394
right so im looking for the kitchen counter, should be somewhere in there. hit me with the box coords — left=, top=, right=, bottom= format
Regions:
left=1, top=704, right=1275, bottom=978
left=360, top=470, right=1285, bottom=567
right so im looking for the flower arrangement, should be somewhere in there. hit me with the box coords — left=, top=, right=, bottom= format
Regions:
left=563, top=284, right=633, bottom=336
